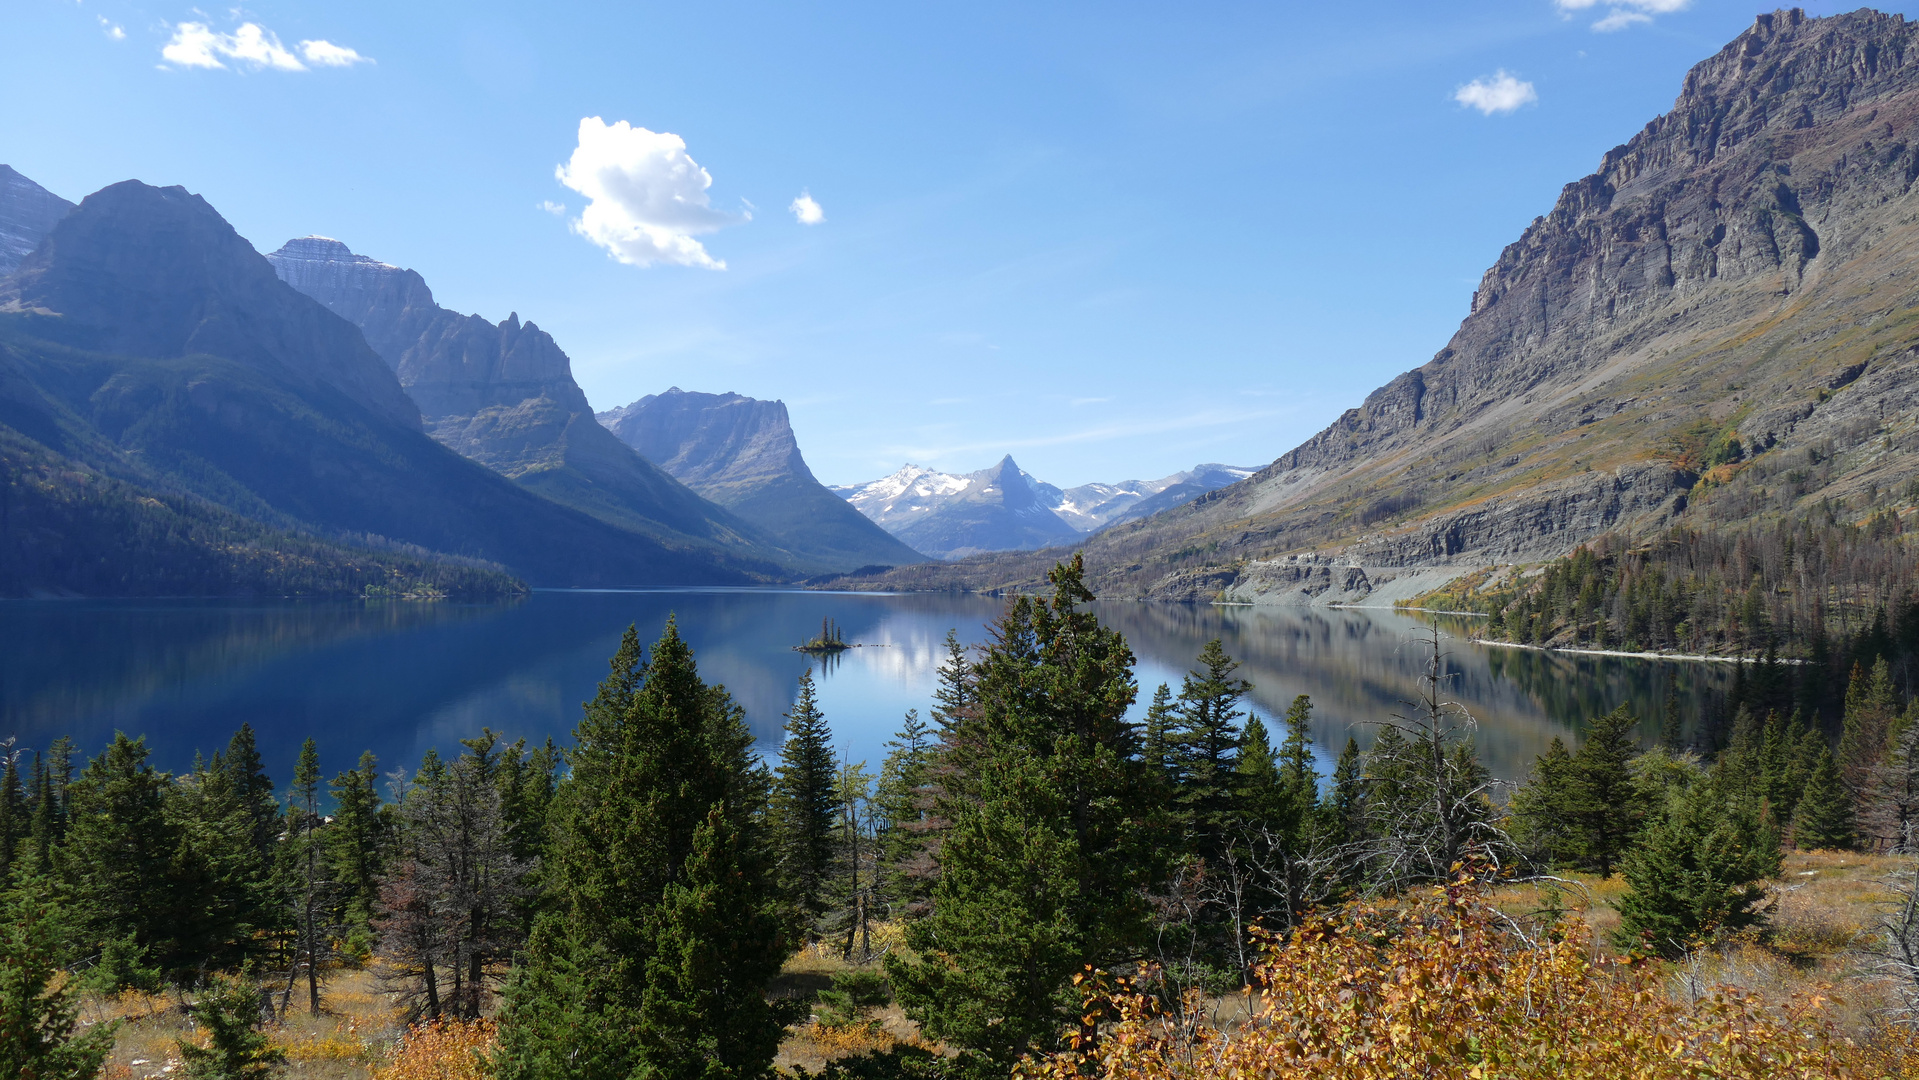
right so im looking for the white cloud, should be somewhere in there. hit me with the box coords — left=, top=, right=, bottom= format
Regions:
left=298, top=39, right=371, bottom=67
left=160, top=21, right=370, bottom=71
left=788, top=191, right=827, bottom=226
left=540, top=200, right=567, bottom=216
left=554, top=117, right=748, bottom=270
left=100, top=17, right=126, bottom=40
left=1454, top=71, right=1538, bottom=115
left=1556, top=0, right=1689, bottom=31
left=789, top=190, right=825, bottom=225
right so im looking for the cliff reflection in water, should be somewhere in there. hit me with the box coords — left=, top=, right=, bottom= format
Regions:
left=0, top=592, right=1732, bottom=789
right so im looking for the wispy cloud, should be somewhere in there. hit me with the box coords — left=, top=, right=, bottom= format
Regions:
left=160, top=22, right=371, bottom=71
left=100, top=17, right=126, bottom=40
left=881, top=406, right=1292, bottom=462
left=1454, top=71, right=1537, bottom=115
left=789, top=190, right=825, bottom=225
left=1555, top=0, right=1689, bottom=32
left=539, top=200, right=567, bottom=216
left=554, top=117, right=748, bottom=270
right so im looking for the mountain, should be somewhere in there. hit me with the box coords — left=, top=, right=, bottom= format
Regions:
left=832, top=457, right=1084, bottom=559
left=265, top=237, right=792, bottom=566
left=1049, top=464, right=1258, bottom=532
left=0, top=179, right=778, bottom=590
left=0, top=165, right=72, bottom=276
left=831, top=458, right=1256, bottom=559
left=597, top=388, right=924, bottom=571
left=844, top=9, right=1919, bottom=603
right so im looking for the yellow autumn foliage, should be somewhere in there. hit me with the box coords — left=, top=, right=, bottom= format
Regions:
left=372, top=1019, right=495, bottom=1080
left=1025, top=878, right=1915, bottom=1080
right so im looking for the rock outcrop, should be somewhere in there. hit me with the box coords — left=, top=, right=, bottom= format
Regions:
left=600, top=388, right=924, bottom=570
left=0, top=165, right=73, bottom=277
left=852, top=8, right=1919, bottom=601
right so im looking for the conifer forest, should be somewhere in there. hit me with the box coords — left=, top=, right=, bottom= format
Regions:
left=8, top=555, right=1919, bottom=1079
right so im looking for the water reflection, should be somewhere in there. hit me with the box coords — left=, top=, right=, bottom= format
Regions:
left=0, top=592, right=1733, bottom=788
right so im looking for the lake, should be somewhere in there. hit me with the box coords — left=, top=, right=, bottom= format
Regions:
left=0, top=589, right=1734, bottom=793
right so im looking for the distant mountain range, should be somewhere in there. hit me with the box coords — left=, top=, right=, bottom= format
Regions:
left=832, top=457, right=1254, bottom=559
left=845, top=10, right=1919, bottom=603
left=0, top=166, right=71, bottom=277
left=598, top=389, right=923, bottom=571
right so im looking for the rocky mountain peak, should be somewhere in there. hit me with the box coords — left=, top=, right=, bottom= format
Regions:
left=4, top=180, right=419, bottom=429
left=0, top=165, right=74, bottom=276
left=599, top=388, right=810, bottom=491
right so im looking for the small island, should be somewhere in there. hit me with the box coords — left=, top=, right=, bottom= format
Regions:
left=794, top=616, right=852, bottom=654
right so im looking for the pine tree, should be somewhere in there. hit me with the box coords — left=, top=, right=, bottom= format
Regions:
left=179, top=973, right=282, bottom=1080
left=1793, top=741, right=1855, bottom=851
left=27, top=737, right=74, bottom=869
left=1274, top=695, right=1320, bottom=845
left=0, top=749, right=25, bottom=885
left=874, top=709, right=935, bottom=914
left=1509, top=738, right=1576, bottom=867
left=59, top=734, right=210, bottom=984
left=283, top=738, right=329, bottom=1015
left=493, top=619, right=789, bottom=1080
left=1167, top=639, right=1250, bottom=855
left=1234, top=715, right=1282, bottom=834
left=929, top=629, right=973, bottom=733
left=1838, top=658, right=1898, bottom=797
left=890, top=556, right=1161, bottom=1067
left=0, top=894, right=116, bottom=1080
left=1314, top=737, right=1365, bottom=849
left=1614, top=775, right=1777, bottom=958
left=327, top=751, right=386, bottom=955
left=1142, top=684, right=1175, bottom=779
left=1660, top=670, right=1683, bottom=751
left=169, top=735, right=277, bottom=973
left=771, top=669, right=838, bottom=926
left=1566, top=705, right=1645, bottom=878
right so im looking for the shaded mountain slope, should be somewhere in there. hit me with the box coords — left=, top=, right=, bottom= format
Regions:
left=267, top=238, right=799, bottom=565
left=0, top=165, right=72, bottom=276
left=844, top=8, right=1919, bottom=601
left=599, top=388, right=924, bottom=570
left=0, top=181, right=776, bottom=588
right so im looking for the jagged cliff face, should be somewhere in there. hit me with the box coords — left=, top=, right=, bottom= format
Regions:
left=266, top=237, right=796, bottom=562
left=866, top=9, right=1919, bottom=600
left=601, top=388, right=925, bottom=569
left=0, top=166, right=73, bottom=276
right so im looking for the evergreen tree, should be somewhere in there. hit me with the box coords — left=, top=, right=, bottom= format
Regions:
left=220, top=725, right=280, bottom=864
left=1660, top=670, right=1683, bottom=751
left=1167, top=639, right=1250, bottom=854
left=59, top=734, right=211, bottom=984
left=27, top=738, right=74, bottom=870
left=1274, top=695, right=1320, bottom=845
left=1838, top=658, right=1898, bottom=796
left=169, top=738, right=277, bottom=973
left=890, top=556, right=1162, bottom=1067
left=1233, top=715, right=1281, bottom=834
left=874, top=709, right=935, bottom=914
left=0, top=749, right=25, bottom=885
left=1566, top=705, right=1645, bottom=878
left=1141, top=684, right=1175, bottom=780
left=283, top=739, right=329, bottom=1015
left=179, top=974, right=282, bottom=1080
left=0, top=894, right=116, bottom=1080
left=1314, top=737, right=1365, bottom=849
left=1793, top=741, right=1855, bottom=851
left=771, top=669, right=838, bottom=926
left=1509, top=738, right=1576, bottom=867
left=929, top=630, right=974, bottom=733
left=829, top=757, right=877, bottom=961
left=493, top=619, right=790, bottom=1080
left=1614, top=774, right=1777, bottom=957
left=327, top=751, right=386, bottom=955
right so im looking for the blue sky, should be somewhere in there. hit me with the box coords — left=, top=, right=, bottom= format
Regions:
left=4, top=1, right=1902, bottom=488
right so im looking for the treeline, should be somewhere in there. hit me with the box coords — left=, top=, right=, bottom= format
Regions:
left=5, top=554, right=1917, bottom=1079
left=1, top=429, right=525, bottom=599
left=1422, top=519, right=1919, bottom=707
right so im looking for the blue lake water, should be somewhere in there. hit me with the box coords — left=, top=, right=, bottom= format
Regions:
left=0, top=589, right=1734, bottom=793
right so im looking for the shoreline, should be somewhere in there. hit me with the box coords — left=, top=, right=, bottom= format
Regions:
left=1469, top=638, right=1803, bottom=665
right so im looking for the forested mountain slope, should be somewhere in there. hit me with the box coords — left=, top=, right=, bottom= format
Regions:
left=850, top=9, right=1919, bottom=602
left=0, top=181, right=780, bottom=590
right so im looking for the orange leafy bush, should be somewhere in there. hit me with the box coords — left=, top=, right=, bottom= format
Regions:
left=373, top=1019, right=495, bottom=1080
left=1026, top=879, right=1908, bottom=1080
